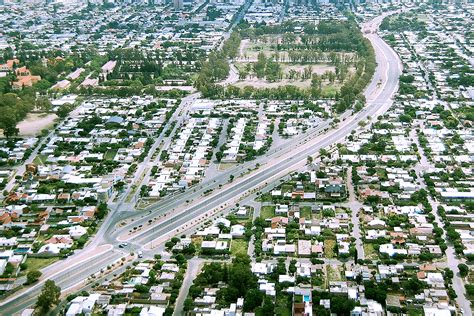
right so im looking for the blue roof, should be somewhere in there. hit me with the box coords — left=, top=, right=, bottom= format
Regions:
left=106, top=116, right=124, bottom=124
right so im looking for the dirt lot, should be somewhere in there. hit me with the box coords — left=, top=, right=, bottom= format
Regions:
left=17, top=113, right=57, bottom=136
left=234, top=78, right=312, bottom=89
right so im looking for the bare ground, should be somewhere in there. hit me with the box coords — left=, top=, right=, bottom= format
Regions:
left=17, top=113, right=57, bottom=136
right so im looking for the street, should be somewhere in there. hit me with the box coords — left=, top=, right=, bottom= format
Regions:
left=0, top=12, right=404, bottom=314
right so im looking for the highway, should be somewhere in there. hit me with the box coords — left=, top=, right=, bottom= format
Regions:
left=0, top=12, right=402, bottom=315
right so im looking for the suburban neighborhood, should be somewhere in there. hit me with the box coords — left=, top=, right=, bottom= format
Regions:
left=0, top=0, right=472, bottom=315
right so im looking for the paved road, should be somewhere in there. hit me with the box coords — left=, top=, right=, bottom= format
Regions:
left=172, top=257, right=204, bottom=316
left=112, top=7, right=401, bottom=277
left=0, top=12, right=402, bottom=314
left=220, top=63, right=239, bottom=86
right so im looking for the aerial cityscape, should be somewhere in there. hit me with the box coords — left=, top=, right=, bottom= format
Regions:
left=0, top=0, right=472, bottom=315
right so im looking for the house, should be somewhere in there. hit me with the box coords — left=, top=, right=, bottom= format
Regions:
left=275, top=204, right=289, bottom=215
left=230, top=224, right=245, bottom=238
left=139, top=306, right=166, bottom=316
left=66, top=294, right=101, bottom=316
left=12, top=67, right=41, bottom=90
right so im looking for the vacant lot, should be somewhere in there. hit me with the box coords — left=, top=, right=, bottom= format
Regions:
left=364, top=243, right=377, bottom=259
left=234, top=78, right=312, bottom=89
left=324, top=239, right=336, bottom=258
left=260, top=205, right=275, bottom=219
left=326, top=264, right=342, bottom=282
left=231, top=239, right=248, bottom=256
left=17, top=113, right=57, bottom=136
left=300, top=206, right=312, bottom=219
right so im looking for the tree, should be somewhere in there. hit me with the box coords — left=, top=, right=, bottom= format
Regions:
left=243, top=289, right=264, bottom=312
left=228, top=254, right=257, bottom=298
left=254, top=52, right=267, bottom=79
left=36, top=97, right=52, bottom=112
left=2, top=120, right=19, bottom=138
left=183, top=298, right=194, bottom=311
left=331, top=295, right=356, bottom=315
left=364, top=280, right=387, bottom=304
left=261, top=296, right=275, bottom=316
left=458, top=263, right=469, bottom=278
left=466, top=284, right=474, bottom=296
left=36, top=280, right=61, bottom=313
left=135, top=284, right=150, bottom=293
left=26, top=270, right=42, bottom=284
left=57, top=102, right=75, bottom=118
left=402, top=277, right=426, bottom=295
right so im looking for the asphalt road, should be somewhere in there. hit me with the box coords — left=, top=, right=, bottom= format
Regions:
left=0, top=12, right=402, bottom=315
left=111, top=13, right=402, bottom=249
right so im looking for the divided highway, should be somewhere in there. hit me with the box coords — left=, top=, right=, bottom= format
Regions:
left=0, top=13, right=402, bottom=315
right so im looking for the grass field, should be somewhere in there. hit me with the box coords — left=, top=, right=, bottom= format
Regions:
left=33, top=154, right=49, bottom=166
left=324, top=239, right=336, bottom=259
left=192, top=237, right=203, bottom=252
left=300, top=206, right=312, bottom=219
left=105, top=149, right=117, bottom=161
left=20, top=257, right=60, bottom=276
left=326, top=265, right=342, bottom=282
left=280, top=184, right=294, bottom=193
left=364, top=243, right=377, bottom=259
left=260, top=205, right=275, bottom=219
left=231, top=239, right=248, bottom=256
left=218, top=163, right=235, bottom=171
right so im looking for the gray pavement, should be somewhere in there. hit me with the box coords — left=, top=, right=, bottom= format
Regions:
left=0, top=12, right=403, bottom=314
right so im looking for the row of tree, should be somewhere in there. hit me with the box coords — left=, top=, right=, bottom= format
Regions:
left=194, top=31, right=241, bottom=94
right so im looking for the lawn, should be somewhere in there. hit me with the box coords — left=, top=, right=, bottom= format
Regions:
left=281, top=184, right=294, bottom=193
left=326, top=265, right=342, bottom=282
left=324, top=239, right=336, bottom=259
left=321, top=85, right=339, bottom=98
left=218, top=163, right=235, bottom=171
left=105, top=149, right=117, bottom=161
left=33, top=154, right=49, bottom=166
left=260, top=206, right=275, bottom=219
left=300, top=206, right=312, bottom=219
left=364, top=243, right=377, bottom=259
left=20, top=257, right=60, bottom=276
left=231, top=239, right=248, bottom=257
left=312, top=212, right=322, bottom=220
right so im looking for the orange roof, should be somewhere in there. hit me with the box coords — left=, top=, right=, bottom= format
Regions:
left=70, top=217, right=84, bottom=223
left=13, top=75, right=41, bottom=88
left=6, top=59, right=19, bottom=69
left=15, top=66, right=29, bottom=74
left=0, top=213, right=12, bottom=224
left=420, top=264, right=436, bottom=272
left=83, top=210, right=95, bottom=218
left=45, top=236, right=72, bottom=244
left=271, top=217, right=289, bottom=224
